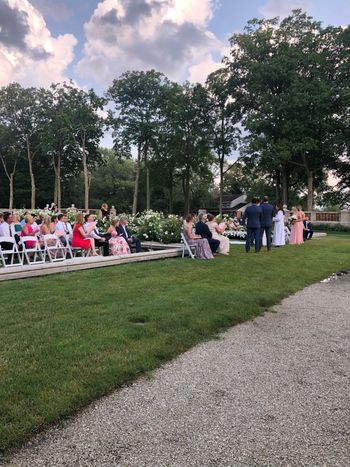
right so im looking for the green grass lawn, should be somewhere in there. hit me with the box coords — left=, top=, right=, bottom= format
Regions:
left=1, top=235, right=349, bottom=453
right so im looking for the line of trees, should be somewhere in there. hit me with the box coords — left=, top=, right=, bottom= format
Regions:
left=1, top=10, right=349, bottom=213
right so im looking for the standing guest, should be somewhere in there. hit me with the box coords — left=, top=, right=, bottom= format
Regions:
left=84, top=214, right=109, bottom=256
left=72, top=213, right=98, bottom=256
left=107, top=219, right=130, bottom=255
left=206, top=214, right=230, bottom=255
left=260, top=196, right=274, bottom=251
left=117, top=215, right=142, bottom=253
left=100, top=203, right=110, bottom=219
left=290, top=205, right=305, bottom=245
left=243, top=198, right=262, bottom=253
left=195, top=212, right=220, bottom=254
left=272, top=203, right=285, bottom=247
left=183, top=214, right=213, bottom=260
left=303, top=217, right=314, bottom=241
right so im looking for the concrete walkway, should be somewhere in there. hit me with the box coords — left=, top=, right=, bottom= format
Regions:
left=3, top=274, right=350, bottom=466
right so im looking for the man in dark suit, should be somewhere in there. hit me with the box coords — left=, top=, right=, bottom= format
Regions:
left=195, top=212, right=220, bottom=253
left=303, top=217, right=314, bottom=240
left=260, top=196, right=274, bottom=251
left=243, top=198, right=262, bottom=253
left=117, top=215, right=142, bottom=253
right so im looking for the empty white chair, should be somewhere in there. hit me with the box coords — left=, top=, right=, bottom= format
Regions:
left=20, top=236, right=45, bottom=265
left=43, top=234, right=66, bottom=262
left=0, top=237, right=23, bottom=268
left=180, top=233, right=197, bottom=259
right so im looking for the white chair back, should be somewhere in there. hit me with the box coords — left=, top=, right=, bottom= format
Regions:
left=43, top=234, right=66, bottom=262
left=180, top=233, right=196, bottom=259
left=20, top=236, right=45, bottom=265
left=0, top=237, right=23, bottom=267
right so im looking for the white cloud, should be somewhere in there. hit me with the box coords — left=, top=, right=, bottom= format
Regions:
left=259, top=0, right=311, bottom=19
left=0, top=0, right=77, bottom=87
left=76, top=0, right=224, bottom=85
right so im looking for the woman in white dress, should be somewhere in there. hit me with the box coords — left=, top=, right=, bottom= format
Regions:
left=272, top=203, right=285, bottom=247
left=206, top=213, right=230, bottom=255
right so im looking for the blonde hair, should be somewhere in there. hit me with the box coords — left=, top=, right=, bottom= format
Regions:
left=42, top=214, right=51, bottom=228
left=24, top=214, right=32, bottom=223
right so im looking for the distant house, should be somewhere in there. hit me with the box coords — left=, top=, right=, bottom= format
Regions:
left=200, top=193, right=248, bottom=216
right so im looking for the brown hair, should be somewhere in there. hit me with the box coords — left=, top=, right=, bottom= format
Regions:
left=206, top=213, right=215, bottom=221
left=75, top=213, right=84, bottom=225
left=185, top=214, right=194, bottom=222
left=111, top=219, right=119, bottom=227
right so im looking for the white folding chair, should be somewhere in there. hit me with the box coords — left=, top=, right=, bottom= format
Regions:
left=20, top=236, right=45, bottom=265
left=0, top=237, right=23, bottom=268
left=181, top=233, right=197, bottom=259
left=64, top=238, right=87, bottom=259
left=43, top=234, right=66, bottom=262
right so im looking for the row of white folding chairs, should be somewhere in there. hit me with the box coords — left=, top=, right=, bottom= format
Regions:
left=0, top=234, right=89, bottom=268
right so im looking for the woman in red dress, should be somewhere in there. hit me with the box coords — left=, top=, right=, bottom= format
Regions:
left=72, top=213, right=98, bottom=256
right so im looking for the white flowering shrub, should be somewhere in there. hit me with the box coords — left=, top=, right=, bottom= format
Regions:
left=127, top=210, right=182, bottom=243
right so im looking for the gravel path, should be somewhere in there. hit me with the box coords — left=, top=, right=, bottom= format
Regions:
left=3, top=274, right=350, bottom=467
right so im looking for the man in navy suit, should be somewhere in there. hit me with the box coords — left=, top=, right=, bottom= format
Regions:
left=243, top=198, right=262, bottom=253
left=260, top=196, right=274, bottom=251
left=195, top=212, right=220, bottom=253
left=117, top=215, right=142, bottom=253
left=303, top=217, right=314, bottom=240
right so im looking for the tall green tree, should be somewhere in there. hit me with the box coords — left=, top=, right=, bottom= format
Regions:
left=107, top=70, right=167, bottom=213
left=225, top=10, right=350, bottom=209
left=206, top=68, right=241, bottom=215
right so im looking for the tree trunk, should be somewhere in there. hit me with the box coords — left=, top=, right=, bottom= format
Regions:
left=281, top=164, right=288, bottom=206
left=27, top=136, right=36, bottom=209
left=144, top=143, right=150, bottom=210
left=168, top=169, right=174, bottom=214
left=306, top=170, right=313, bottom=211
left=132, top=143, right=142, bottom=215
left=57, top=152, right=61, bottom=210
left=219, top=158, right=224, bottom=217
left=275, top=170, right=281, bottom=204
left=53, top=174, right=58, bottom=206
left=184, top=160, right=190, bottom=214
left=81, top=131, right=89, bottom=210
left=1, top=156, right=17, bottom=210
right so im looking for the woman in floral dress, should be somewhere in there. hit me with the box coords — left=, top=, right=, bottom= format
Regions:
left=107, top=220, right=131, bottom=255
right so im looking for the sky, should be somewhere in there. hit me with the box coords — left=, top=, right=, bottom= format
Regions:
left=1, top=0, right=350, bottom=94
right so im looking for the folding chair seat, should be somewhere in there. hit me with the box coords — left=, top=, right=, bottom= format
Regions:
left=20, top=236, right=45, bottom=265
left=0, top=237, right=23, bottom=267
left=180, top=233, right=197, bottom=259
left=43, top=234, right=66, bottom=262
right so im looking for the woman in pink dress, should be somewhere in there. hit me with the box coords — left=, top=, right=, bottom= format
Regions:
left=107, top=220, right=131, bottom=255
left=21, top=214, right=38, bottom=248
left=289, top=206, right=305, bottom=245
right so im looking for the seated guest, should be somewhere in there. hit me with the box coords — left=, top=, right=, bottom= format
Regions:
left=72, top=213, right=98, bottom=256
left=117, top=215, right=141, bottom=253
left=303, top=217, right=314, bottom=240
left=21, top=214, right=37, bottom=248
left=107, top=219, right=130, bottom=255
left=195, top=212, right=220, bottom=254
left=0, top=212, right=19, bottom=251
left=31, top=213, right=40, bottom=232
left=0, top=212, right=3, bottom=224
left=39, top=215, right=56, bottom=247
left=100, top=203, right=110, bottom=219
left=13, top=213, right=22, bottom=234
left=50, top=215, right=58, bottom=234
left=55, top=213, right=73, bottom=245
left=84, top=213, right=109, bottom=256
left=20, top=211, right=30, bottom=227
left=183, top=214, right=213, bottom=260
left=206, top=213, right=230, bottom=255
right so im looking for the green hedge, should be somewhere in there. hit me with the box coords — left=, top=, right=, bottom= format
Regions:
left=313, top=223, right=350, bottom=232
